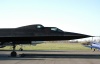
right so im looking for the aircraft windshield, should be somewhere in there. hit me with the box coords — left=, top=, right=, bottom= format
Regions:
left=37, top=25, right=43, bottom=28
left=51, top=27, right=63, bottom=32
left=51, top=28, right=57, bottom=31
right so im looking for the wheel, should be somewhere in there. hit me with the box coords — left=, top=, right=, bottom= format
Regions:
left=20, top=48, right=23, bottom=51
left=11, top=51, right=17, bottom=57
left=19, top=48, right=23, bottom=51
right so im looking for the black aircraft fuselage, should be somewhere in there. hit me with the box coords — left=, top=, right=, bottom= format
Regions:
left=0, top=24, right=91, bottom=43
left=0, top=24, right=91, bottom=42
left=0, top=24, right=92, bottom=57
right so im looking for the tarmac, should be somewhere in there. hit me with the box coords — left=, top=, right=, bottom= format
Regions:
left=0, top=50, right=100, bottom=64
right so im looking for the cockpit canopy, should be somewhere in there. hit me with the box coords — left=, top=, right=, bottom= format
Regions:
left=17, top=24, right=63, bottom=32
left=37, top=25, right=43, bottom=28
left=50, top=27, right=63, bottom=32
left=17, top=24, right=44, bottom=29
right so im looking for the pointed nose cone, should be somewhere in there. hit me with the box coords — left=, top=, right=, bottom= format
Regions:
left=64, top=32, right=92, bottom=40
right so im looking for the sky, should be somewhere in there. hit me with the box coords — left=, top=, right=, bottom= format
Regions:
left=0, top=0, right=100, bottom=39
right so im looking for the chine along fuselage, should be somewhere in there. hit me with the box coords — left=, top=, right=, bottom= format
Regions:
left=0, top=24, right=91, bottom=42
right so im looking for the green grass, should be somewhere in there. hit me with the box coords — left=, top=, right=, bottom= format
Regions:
left=0, top=42, right=90, bottom=51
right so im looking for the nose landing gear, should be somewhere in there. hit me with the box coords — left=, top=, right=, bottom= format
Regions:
left=11, top=51, right=17, bottom=57
left=10, top=44, right=17, bottom=57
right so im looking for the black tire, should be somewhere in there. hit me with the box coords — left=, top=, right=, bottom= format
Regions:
left=11, top=51, right=17, bottom=57
left=19, top=48, right=23, bottom=51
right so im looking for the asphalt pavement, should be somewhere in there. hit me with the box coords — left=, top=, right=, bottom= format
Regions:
left=0, top=50, right=100, bottom=64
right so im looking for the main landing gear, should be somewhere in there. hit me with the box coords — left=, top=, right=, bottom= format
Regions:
left=10, top=44, right=17, bottom=57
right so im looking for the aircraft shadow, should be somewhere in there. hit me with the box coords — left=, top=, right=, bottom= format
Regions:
left=19, top=54, right=100, bottom=59
left=0, top=54, right=45, bottom=60
left=0, top=53, right=100, bottom=60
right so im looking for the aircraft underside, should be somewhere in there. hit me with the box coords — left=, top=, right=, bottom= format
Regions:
left=0, top=36, right=88, bottom=42
left=0, top=36, right=90, bottom=57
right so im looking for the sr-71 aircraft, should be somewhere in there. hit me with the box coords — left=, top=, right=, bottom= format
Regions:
left=0, top=24, right=91, bottom=57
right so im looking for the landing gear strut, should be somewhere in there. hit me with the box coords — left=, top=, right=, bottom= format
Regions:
left=10, top=44, right=17, bottom=57
left=19, top=45, right=23, bottom=51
